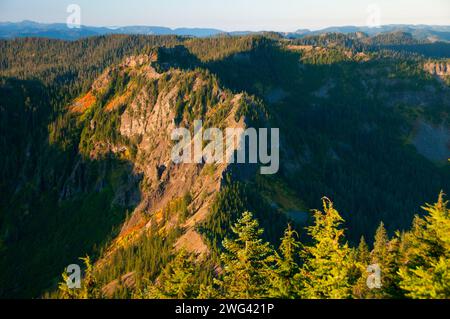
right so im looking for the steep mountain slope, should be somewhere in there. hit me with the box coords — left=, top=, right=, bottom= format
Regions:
left=73, top=52, right=258, bottom=255
left=0, top=40, right=277, bottom=297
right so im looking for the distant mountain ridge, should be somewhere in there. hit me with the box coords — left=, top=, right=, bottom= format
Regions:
left=0, top=21, right=225, bottom=40
left=1, top=20, right=450, bottom=41
left=290, top=24, right=450, bottom=42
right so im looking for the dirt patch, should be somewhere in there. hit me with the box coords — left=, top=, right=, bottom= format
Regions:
left=69, top=91, right=96, bottom=114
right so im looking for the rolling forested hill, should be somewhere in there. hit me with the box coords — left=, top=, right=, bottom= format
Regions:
left=0, top=33, right=449, bottom=298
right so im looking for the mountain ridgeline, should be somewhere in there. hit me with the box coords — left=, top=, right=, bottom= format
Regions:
left=0, top=33, right=449, bottom=298
left=2, top=21, right=450, bottom=42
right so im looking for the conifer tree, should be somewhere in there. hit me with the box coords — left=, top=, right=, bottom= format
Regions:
left=297, top=198, right=352, bottom=299
left=372, top=223, right=388, bottom=262
left=268, top=224, right=301, bottom=298
left=399, top=192, right=450, bottom=298
left=357, top=236, right=371, bottom=265
left=145, top=249, right=202, bottom=299
left=215, top=211, right=275, bottom=298
left=58, top=272, right=79, bottom=299
left=80, top=256, right=99, bottom=299
left=365, top=223, right=403, bottom=298
left=58, top=256, right=99, bottom=299
left=352, top=236, right=371, bottom=298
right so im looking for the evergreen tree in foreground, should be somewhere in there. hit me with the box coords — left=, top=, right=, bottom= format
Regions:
left=367, top=223, right=402, bottom=298
left=58, top=256, right=99, bottom=299
left=141, top=249, right=202, bottom=299
left=215, top=211, right=274, bottom=298
left=297, top=197, right=353, bottom=299
left=351, top=236, right=371, bottom=298
left=268, top=224, right=302, bottom=298
left=399, top=192, right=450, bottom=298
left=55, top=193, right=450, bottom=300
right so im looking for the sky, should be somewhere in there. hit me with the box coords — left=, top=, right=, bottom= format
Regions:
left=0, top=0, right=449, bottom=31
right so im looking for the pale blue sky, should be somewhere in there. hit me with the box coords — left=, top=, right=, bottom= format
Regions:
left=0, top=0, right=449, bottom=31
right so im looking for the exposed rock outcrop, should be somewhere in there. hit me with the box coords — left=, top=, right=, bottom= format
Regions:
left=68, top=54, right=260, bottom=272
left=424, top=60, right=450, bottom=81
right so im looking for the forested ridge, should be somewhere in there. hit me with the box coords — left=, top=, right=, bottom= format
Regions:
left=0, top=33, right=448, bottom=298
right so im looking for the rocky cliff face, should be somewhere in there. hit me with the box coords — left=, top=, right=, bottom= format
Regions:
left=424, top=60, right=450, bottom=81
left=66, top=52, right=258, bottom=271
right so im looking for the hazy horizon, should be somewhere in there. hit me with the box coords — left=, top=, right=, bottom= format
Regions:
left=2, top=19, right=450, bottom=33
left=0, top=0, right=449, bottom=32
